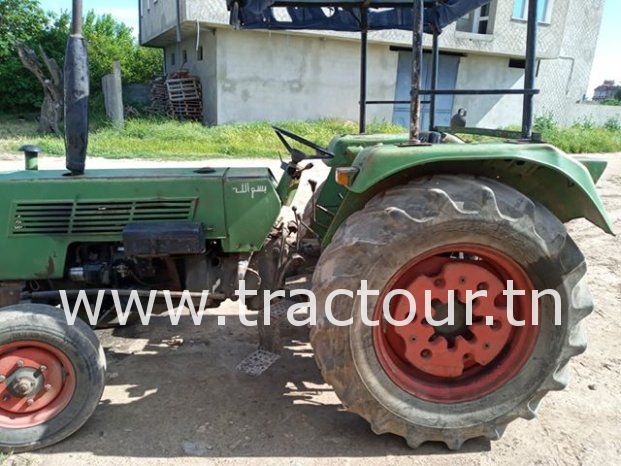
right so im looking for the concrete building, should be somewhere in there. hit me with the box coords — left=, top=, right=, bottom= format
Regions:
left=593, top=80, right=621, bottom=101
left=139, top=0, right=605, bottom=128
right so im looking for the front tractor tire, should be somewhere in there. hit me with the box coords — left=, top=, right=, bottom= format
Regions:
left=311, top=175, right=593, bottom=450
left=0, top=304, right=106, bottom=452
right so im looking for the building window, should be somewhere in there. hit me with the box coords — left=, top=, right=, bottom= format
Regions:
left=508, top=58, right=541, bottom=76
left=197, top=46, right=204, bottom=61
left=513, top=0, right=553, bottom=23
left=456, top=1, right=495, bottom=34
left=182, top=49, right=188, bottom=65
left=170, top=52, right=175, bottom=66
left=509, top=58, right=526, bottom=69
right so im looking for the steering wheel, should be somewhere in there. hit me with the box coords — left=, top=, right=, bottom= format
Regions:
left=272, top=126, right=334, bottom=164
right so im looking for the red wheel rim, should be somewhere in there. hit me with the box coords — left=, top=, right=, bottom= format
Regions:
left=0, top=341, right=76, bottom=428
left=373, top=243, right=539, bottom=403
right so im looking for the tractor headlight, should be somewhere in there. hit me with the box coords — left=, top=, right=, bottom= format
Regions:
left=335, top=167, right=359, bottom=187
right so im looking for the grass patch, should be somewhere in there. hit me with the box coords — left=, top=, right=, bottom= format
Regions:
left=0, top=115, right=403, bottom=160
left=533, top=115, right=621, bottom=153
left=1, top=113, right=620, bottom=159
left=0, top=452, right=14, bottom=466
left=538, top=124, right=621, bottom=153
left=454, top=116, right=621, bottom=153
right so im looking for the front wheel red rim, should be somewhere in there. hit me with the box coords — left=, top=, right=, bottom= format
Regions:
left=0, top=341, right=76, bottom=428
left=373, top=243, right=539, bottom=403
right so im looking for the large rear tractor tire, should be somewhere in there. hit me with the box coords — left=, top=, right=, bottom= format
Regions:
left=311, top=175, right=592, bottom=449
left=0, top=304, right=106, bottom=452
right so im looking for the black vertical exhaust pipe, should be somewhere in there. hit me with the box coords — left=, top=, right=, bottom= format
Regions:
left=64, top=0, right=89, bottom=175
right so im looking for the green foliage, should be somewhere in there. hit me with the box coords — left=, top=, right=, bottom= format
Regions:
left=0, top=1, right=162, bottom=112
left=0, top=117, right=403, bottom=159
left=0, top=0, right=49, bottom=111
left=534, top=114, right=558, bottom=132
left=541, top=126, right=621, bottom=153
left=1, top=114, right=619, bottom=159
left=604, top=118, right=621, bottom=132
left=616, top=89, right=621, bottom=101
left=600, top=99, right=621, bottom=106
left=439, top=114, right=621, bottom=154
left=572, top=118, right=595, bottom=130
left=82, top=12, right=162, bottom=93
left=535, top=116, right=621, bottom=154
left=0, top=0, right=46, bottom=57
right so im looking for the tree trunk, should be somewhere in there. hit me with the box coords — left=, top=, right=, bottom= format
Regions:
left=16, top=42, right=64, bottom=134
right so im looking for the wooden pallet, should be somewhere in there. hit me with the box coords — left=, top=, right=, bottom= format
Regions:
left=150, top=72, right=204, bottom=120
left=166, top=78, right=202, bottom=103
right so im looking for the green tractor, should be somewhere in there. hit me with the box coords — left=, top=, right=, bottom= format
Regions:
left=0, top=0, right=614, bottom=453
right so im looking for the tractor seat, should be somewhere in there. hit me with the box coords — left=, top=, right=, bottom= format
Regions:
left=418, top=131, right=444, bottom=144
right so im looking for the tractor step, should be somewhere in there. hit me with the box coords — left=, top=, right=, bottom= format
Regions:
left=236, top=349, right=280, bottom=377
left=237, top=298, right=309, bottom=376
left=235, top=299, right=293, bottom=376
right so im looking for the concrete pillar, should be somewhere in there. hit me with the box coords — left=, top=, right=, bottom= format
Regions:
left=102, top=61, right=124, bottom=129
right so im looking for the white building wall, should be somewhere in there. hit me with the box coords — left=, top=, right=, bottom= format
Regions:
left=561, top=103, right=621, bottom=127
left=146, top=0, right=605, bottom=129
left=453, top=54, right=526, bottom=128
left=140, top=0, right=181, bottom=45
left=214, top=29, right=397, bottom=124
left=536, top=0, right=604, bottom=123
left=452, top=0, right=604, bottom=129
left=183, top=0, right=568, bottom=60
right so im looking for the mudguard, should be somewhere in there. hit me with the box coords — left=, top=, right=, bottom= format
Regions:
left=318, top=136, right=614, bottom=247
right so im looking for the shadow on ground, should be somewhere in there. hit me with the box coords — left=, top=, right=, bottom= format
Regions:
left=38, top=312, right=490, bottom=459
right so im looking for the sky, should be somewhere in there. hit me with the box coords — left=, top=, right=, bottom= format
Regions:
left=40, top=0, right=620, bottom=97
left=587, top=0, right=621, bottom=94
left=40, top=0, right=140, bottom=35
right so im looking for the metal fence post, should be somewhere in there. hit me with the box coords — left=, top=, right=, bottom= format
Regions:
left=409, top=0, right=424, bottom=142
left=429, top=27, right=439, bottom=132
left=359, top=8, right=368, bottom=134
left=522, top=0, right=539, bottom=140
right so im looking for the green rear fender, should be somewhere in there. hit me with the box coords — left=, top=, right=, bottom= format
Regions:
left=322, top=142, right=614, bottom=247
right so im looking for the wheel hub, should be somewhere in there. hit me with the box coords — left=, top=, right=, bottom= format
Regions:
left=5, top=367, right=44, bottom=398
left=430, top=297, right=469, bottom=339
left=389, top=261, right=513, bottom=379
left=0, top=342, right=76, bottom=428
left=373, top=244, right=539, bottom=403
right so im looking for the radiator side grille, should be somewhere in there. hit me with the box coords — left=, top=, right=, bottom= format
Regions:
left=11, top=199, right=196, bottom=236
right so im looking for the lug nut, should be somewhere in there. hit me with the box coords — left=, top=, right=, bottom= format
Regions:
left=26, top=398, right=34, bottom=406
left=16, top=359, right=24, bottom=367
left=0, top=375, right=5, bottom=383
left=39, top=365, right=47, bottom=372
left=44, top=384, right=52, bottom=392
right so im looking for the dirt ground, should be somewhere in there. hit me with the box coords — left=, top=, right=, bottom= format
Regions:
left=1, top=153, right=620, bottom=465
